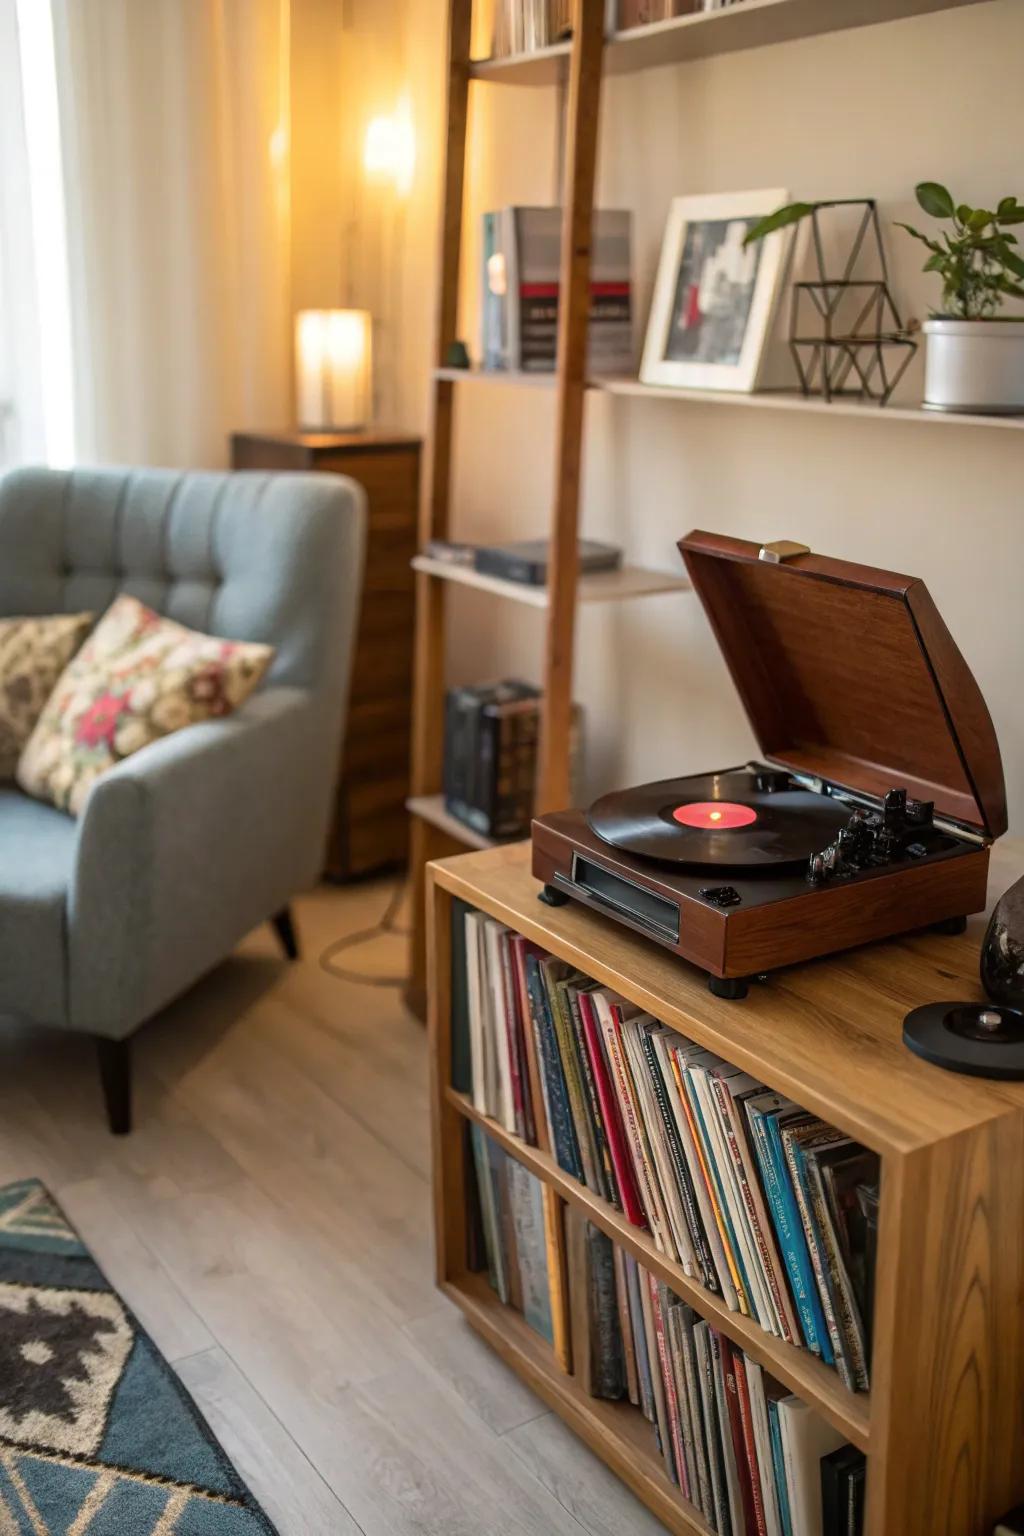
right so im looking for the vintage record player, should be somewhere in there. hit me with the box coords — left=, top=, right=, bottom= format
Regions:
left=531, top=531, right=1007, bottom=998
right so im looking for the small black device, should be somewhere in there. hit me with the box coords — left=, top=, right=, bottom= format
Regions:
left=902, top=1001, right=1024, bottom=1079
left=473, top=537, right=621, bottom=587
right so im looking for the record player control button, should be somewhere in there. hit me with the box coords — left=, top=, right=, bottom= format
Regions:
left=978, top=1010, right=1003, bottom=1031
left=906, top=842, right=928, bottom=859
left=699, top=885, right=742, bottom=908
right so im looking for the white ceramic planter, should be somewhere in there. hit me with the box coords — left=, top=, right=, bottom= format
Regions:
left=923, top=318, right=1024, bottom=414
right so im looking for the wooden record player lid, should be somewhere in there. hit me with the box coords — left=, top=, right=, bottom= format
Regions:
left=677, top=530, right=1007, bottom=839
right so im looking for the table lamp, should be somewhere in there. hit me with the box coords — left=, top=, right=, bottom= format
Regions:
left=295, top=309, right=373, bottom=431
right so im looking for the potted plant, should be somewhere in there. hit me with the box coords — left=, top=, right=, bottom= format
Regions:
left=898, top=182, right=1024, bottom=413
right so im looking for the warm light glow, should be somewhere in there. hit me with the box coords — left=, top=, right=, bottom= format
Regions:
left=710, top=810, right=722, bottom=822
left=295, top=310, right=372, bottom=430
left=363, top=100, right=416, bottom=197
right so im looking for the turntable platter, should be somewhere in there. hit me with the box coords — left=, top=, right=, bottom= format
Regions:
left=587, top=770, right=850, bottom=869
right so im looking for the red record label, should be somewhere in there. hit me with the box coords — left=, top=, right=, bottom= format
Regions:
left=672, top=801, right=758, bottom=830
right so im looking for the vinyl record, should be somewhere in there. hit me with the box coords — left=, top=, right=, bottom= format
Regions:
left=903, top=1001, right=1024, bottom=1079
left=587, top=769, right=850, bottom=870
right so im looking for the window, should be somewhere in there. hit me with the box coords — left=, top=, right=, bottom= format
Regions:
left=0, top=0, right=74, bottom=468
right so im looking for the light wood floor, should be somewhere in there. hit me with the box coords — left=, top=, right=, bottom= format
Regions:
left=0, top=879, right=670, bottom=1536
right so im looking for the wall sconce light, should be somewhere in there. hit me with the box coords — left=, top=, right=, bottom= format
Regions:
left=294, top=309, right=373, bottom=431
left=363, top=102, right=416, bottom=197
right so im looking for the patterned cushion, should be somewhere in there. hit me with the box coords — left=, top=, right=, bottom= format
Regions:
left=0, top=613, right=93, bottom=779
left=17, top=595, right=274, bottom=816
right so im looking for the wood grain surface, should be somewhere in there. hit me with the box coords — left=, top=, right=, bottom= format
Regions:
left=429, top=838, right=1024, bottom=1535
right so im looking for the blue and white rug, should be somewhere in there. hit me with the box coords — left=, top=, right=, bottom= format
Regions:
left=0, top=1179, right=277, bottom=1534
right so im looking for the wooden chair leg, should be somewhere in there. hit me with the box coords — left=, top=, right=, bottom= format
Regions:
left=95, top=1036, right=132, bottom=1135
left=271, top=905, right=299, bottom=961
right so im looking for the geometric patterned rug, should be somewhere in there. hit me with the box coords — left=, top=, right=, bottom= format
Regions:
left=0, top=1179, right=278, bottom=1534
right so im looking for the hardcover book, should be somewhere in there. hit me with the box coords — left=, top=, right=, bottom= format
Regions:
left=480, top=206, right=633, bottom=375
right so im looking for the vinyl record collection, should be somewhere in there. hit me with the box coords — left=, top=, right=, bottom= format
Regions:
left=468, top=1123, right=558, bottom=1346
left=451, top=899, right=879, bottom=1393
left=469, top=1148, right=865, bottom=1535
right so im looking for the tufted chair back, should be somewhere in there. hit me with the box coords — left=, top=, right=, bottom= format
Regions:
left=0, top=466, right=363, bottom=697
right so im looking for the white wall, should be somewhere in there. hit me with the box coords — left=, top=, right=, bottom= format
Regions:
left=408, top=0, right=1024, bottom=830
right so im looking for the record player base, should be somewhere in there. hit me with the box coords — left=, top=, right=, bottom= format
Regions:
left=532, top=809, right=989, bottom=995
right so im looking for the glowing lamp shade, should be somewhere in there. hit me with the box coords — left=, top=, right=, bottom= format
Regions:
left=295, top=310, right=372, bottom=431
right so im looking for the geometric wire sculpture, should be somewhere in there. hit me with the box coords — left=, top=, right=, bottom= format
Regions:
left=789, top=199, right=918, bottom=406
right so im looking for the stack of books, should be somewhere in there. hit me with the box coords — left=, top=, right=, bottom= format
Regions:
left=451, top=902, right=879, bottom=1391
left=489, top=0, right=745, bottom=56
left=565, top=1215, right=867, bottom=1534
left=491, top=0, right=571, bottom=55
left=481, top=206, right=632, bottom=375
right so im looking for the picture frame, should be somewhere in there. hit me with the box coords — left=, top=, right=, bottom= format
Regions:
left=640, top=188, right=791, bottom=393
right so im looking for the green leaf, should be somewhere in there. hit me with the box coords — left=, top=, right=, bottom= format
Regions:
left=997, top=277, right=1024, bottom=300
left=998, top=196, right=1020, bottom=217
left=894, top=221, right=944, bottom=255
left=923, top=253, right=946, bottom=272
left=997, top=209, right=1024, bottom=225
left=956, top=203, right=974, bottom=225
left=742, top=202, right=815, bottom=247
left=1002, top=247, right=1024, bottom=278
left=968, top=208, right=993, bottom=231
left=916, top=181, right=955, bottom=219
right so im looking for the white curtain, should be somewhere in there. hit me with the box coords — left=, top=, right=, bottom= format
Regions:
left=0, top=0, right=65, bottom=467
left=50, top=0, right=292, bottom=468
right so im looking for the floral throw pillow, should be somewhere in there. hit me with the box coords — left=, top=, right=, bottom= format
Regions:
left=0, top=613, right=94, bottom=779
left=17, top=594, right=274, bottom=816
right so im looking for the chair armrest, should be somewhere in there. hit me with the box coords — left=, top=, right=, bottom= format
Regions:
left=68, top=686, right=324, bottom=1034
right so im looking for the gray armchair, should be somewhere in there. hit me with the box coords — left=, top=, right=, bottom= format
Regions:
left=0, top=466, right=365, bottom=1132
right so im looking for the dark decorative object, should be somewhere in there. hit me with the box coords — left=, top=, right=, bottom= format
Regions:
left=789, top=199, right=918, bottom=406
left=444, top=338, right=472, bottom=369
left=903, top=1000, right=1024, bottom=1079
left=981, top=874, right=1024, bottom=1006
left=746, top=197, right=918, bottom=405
left=0, top=1178, right=278, bottom=1532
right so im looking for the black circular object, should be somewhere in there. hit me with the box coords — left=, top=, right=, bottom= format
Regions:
left=587, top=770, right=850, bottom=870
left=903, top=1001, right=1024, bottom=1079
left=981, top=873, right=1024, bottom=1007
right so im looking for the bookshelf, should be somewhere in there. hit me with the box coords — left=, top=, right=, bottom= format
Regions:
left=406, top=0, right=1017, bottom=1019
left=434, top=365, right=1024, bottom=429
left=411, top=555, right=691, bottom=606
left=427, top=839, right=1024, bottom=1535
left=469, top=0, right=990, bottom=84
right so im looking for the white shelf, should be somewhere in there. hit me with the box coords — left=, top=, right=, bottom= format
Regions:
left=412, top=555, right=691, bottom=607
left=598, top=377, right=1024, bottom=431
left=433, top=368, right=1024, bottom=431
left=406, top=795, right=495, bottom=850
left=434, top=367, right=556, bottom=389
left=469, top=0, right=990, bottom=85
left=469, top=40, right=571, bottom=85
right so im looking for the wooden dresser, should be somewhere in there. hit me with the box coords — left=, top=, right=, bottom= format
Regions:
left=230, top=429, right=421, bottom=880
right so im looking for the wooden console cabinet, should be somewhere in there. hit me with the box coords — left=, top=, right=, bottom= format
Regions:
left=428, top=839, right=1024, bottom=1536
left=231, top=429, right=421, bottom=880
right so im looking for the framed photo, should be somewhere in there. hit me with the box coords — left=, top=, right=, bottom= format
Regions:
left=640, top=188, right=791, bottom=392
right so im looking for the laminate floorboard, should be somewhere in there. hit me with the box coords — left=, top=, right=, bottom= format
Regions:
left=0, top=880, right=670, bottom=1535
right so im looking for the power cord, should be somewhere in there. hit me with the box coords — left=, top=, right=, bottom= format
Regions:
left=317, top=878, right=410, bottom=988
